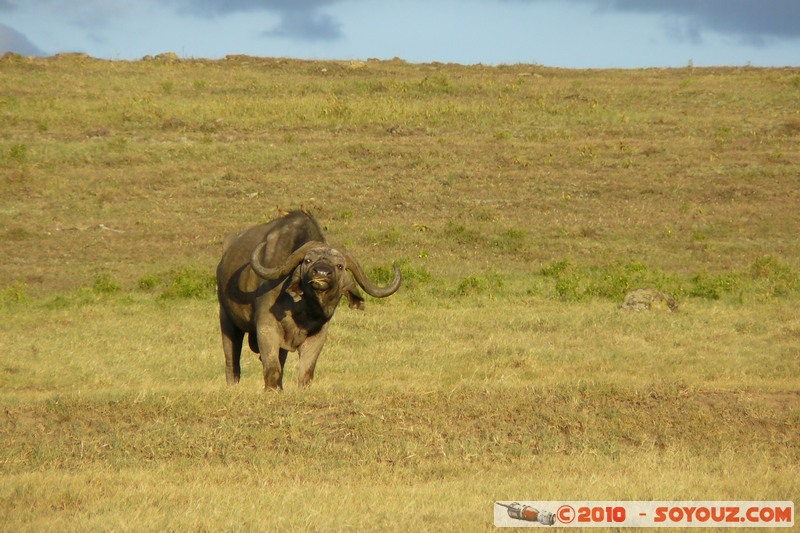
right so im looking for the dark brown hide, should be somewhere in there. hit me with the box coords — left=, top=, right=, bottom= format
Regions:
left=216, top=211, right=401, bottom=389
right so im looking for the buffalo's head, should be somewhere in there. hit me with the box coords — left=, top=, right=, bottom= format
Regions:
left=250, top=241, right=401, bottom=317
left=299, top=247, right=346, bottom=292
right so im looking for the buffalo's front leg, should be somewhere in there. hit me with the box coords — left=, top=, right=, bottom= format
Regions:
left=257, top=326, right=284, bottom=390
left=297, top=324, right=329, bottom=387
left=220, top=307, right=244, bottom=385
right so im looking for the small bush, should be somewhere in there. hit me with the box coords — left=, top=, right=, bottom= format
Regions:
left=456, top=275, right=485, bottom=296
left=455, top=271, right=504, bottom=297
left=93, top=274, right=121, bottom=295
left=554, top=274, right=583, bottom=301
left=494, top=228, right=526, bottom=253
left=367, top=259, right=432, bottom=292
left=750, top=255, right=788, bottom=280
left=1, top=281, right=29, bottom=305
left=137, top=274, right=160, bottom=291
left=748, top=255, right=798, bottom=298
left=688, top=271, right=740, bottom=300
left=540, top=259, right=572, bottom=278
left=159, top=267, right=216, bottom=300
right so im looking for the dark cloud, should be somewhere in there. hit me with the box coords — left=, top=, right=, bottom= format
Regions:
left=0, top=23, right=46, bottom=56
left=0, top=1, right=344, bottom=42
left=504, top=0, right=800, bottom=43
left=0, top=1, right=129, bottom=29
left=168, top=0, right=342, bottom=40
left=591, top=0, right=800, bottom=43
left=600, top=0, right=800, bottom=44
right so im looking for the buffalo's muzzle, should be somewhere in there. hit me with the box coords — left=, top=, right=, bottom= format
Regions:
left=312, top=265, right=333, bottom=278
left=309, top=264, right=334, bottom=290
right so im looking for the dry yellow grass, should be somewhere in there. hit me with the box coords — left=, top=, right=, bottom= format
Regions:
left=1, top=55, right=799, bottom=530
left=2, top=296, right=798, bottom=530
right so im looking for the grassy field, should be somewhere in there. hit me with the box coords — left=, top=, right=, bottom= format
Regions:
left=1, top=53, right=799, bottom=530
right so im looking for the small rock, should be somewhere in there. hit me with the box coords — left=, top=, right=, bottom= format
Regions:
left=619, top=288, right=678, bottom=312
left=155, top=52, right=180, bottom=61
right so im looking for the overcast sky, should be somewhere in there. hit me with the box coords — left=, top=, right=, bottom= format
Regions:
left=1, top=1, right=799, bottom=68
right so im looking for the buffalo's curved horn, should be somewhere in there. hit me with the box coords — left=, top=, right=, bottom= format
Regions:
left=343, top=250, right=402, bottom=298
left=250, top=241, right=324, bottom=280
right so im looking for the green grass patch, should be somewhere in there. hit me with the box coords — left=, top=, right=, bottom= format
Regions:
left=368, top=258, right=432, bottom=291
left=539, top=256, right=800, bottom=303
left=454, top=270, right=505, bottom=297
left=137, top=266, right=217, bottom=300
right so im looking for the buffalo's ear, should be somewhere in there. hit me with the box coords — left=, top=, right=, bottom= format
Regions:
left=341, top=271, right=365, bottom=310
left=345, top=289, right=365, bottom=310
left=286, top=268, right=304, bottom=302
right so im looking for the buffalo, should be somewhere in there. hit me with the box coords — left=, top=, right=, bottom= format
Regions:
left=216, top=210, right=402, bottom=389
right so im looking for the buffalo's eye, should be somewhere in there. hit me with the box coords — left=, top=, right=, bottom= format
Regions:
left=304, top=258, right=312, bottom=265
left=336, top=264, right=344, bottom=271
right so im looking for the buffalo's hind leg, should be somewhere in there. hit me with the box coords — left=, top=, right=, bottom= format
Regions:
left=220, top=307, right=244, bottom=385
